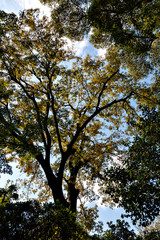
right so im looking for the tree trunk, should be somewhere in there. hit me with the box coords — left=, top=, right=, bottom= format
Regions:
left=68, top=182, right=79, bottom=212
left=37, top=154, right=80, bottom=213
left=37, top=154, right=69, bottom=208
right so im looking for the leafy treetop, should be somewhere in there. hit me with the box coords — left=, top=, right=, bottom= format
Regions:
left=0, top=9, right=158, bottom=230
left=40, top=0, right=160, bottom=55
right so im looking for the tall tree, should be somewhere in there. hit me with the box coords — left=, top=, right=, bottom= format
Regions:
left=0, top=8, right=157, bottom=226
left=88, top=0, right=160, bottom=54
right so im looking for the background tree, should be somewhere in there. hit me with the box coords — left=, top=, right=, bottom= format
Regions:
left=98, top=219, right=160, bottom=240
left=1, top=199, right=159, bottom=239
left=104, top=106, right=160, bottom=226
left=102, top=220, right=141, bottom=240
left=0, top=7, right=158, bottom=232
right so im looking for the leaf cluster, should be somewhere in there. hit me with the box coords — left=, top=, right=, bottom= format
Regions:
left=0, top=200, right=93, bottom=240
left=0, top=153, right=12, bottom=175
left=0, top=181, right=18, bottom=205
left=104, top=107, right=160, bottom=226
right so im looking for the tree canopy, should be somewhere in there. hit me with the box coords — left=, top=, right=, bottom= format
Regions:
left=40, top=0, right=160, bottom=55
left=0, top=200, right=92, bottom=240
left=0, top=2, right=159, bottom=237
left=0, top=200, right=160, bottom=239
left=104, top=106, right=160, bottom=226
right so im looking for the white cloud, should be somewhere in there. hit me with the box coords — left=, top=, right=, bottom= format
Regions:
left=74, top=38, right=89, bottom=56
left=63, top=37, right=98, bottom=58
left=75, top=38, right=98, bottom=57
left=97, top=48, right=107, bottom=58
left=15, top=0, right=42, bottom=9
left=15, top=0, right=51, bottom=16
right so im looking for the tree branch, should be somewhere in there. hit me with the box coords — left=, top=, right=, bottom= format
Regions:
left=101, top=0, right=145, bottom=14
left=67, top=92, right=134, bottom=152
left=48, top=81, right=63, bottom=155
left=44, top=95, right=51, bottom=164
left=96, top=69, right=119, bottom=110
left=10, top=75, right=47, bottom=150
left=0, top=110, right=41, bottom=157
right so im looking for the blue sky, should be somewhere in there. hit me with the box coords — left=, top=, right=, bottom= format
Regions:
left=0, top=0, right=50, bottom=14
left=0, top=0, right=137, bottom=233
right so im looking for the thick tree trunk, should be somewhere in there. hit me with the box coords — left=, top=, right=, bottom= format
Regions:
left=37, top=154, right=69, bottom=208
left=68, top=182, right=79, bottom=212
left=37, top=154, right=80, bottom=213
left=44, top=165, right=69, bottom=208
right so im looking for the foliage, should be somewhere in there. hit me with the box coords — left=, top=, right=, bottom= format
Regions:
left=0, top=7, right=158, bottom=231
left=139, top=216, right=160, bottom=240
left=88, top=0, right=160, bottom=54
left=0, top=200, right=93, bottom=240
left=40, top=0, right=160, bottom=55
left=0, top=180, right=18, bottom=205
left=0, top=64, right=12, bottom=176
left=102, top=220, right=141, bottom=240
left=104, top=107, right=160, bottom=226
left=0, top=153, right=12, bottom=175
left=1, top=199, right=160, bottom=240
left=142, top=230, right=160, bottom=240
left=96, top=219, right=160, bottom=240
left=40, top=0, right=160, bottom=103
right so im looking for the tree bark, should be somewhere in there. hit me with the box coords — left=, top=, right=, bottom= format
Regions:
left=68, top=182, right=79, bottom=212
left=37, top=154, right=69, bottom=208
